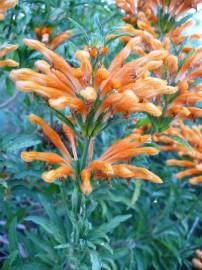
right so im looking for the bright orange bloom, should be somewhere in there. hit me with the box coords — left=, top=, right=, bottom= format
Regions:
left=21, top=114, right=74, bottom=183
left=0, top=0, right=18, bottom=20
left=0, top=44, right=18, bottom=68
left=154, top=121, right=202, bottom=184
left=21, top=114, right=162, bottom=193
left=34, top=26, right=72, bottom=50
left=116, top=0, right=202, bottom=44
left=81, top=133, right=162, bottom=194
left=110, top=24, right=202, bottom=122
left=10, top=38, right=177, bottom=121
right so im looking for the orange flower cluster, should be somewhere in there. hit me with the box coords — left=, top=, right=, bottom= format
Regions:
left=0, top=0, right=18, bottom=20
left=0, top=44, right=18, bottom=68
left=21, top=114, right=74, bottom=184
left=6, top=0, right=202, bottom=193
left=10, top=38, right=177, bottom=119
left=34, top=26, right=72, bottom=50
left=114, top=1, right=202, bottom=123
left=20, top=114, right=162, bottom=194
left=116, top=0, right=202, bottom=44
left=81, top=134, right=162, bottom=194
left=9, top=37, right=172, bottom=194
left=153, top=121, right=202, bottom=184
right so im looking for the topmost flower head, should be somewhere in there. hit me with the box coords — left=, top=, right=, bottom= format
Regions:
left=0, top=0, right=18, bottom=20
left=116, top=0, right=202, bottom=43
left=10, top=37, right=177, bottom=127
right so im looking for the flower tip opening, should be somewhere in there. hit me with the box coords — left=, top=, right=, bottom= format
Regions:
left=28, top=114, right=41, bottom=125
left=41, top=171, right=57, bottom=183
left=21, top=152, right=32, bottom=162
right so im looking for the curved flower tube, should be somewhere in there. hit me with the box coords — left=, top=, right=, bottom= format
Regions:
left=154, top=121, right=202, bottom=184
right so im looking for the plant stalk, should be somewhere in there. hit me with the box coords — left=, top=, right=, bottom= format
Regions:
left=131, top=180, right=142, bottom=204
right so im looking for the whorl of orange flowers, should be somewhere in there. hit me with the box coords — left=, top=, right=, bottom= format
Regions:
left=0, top=44, right=18, bottom=68
left=10, top=38, right=178, bottom=120
left=153, top=121, right=202, bottom=185
left=81, top=133, right=162, bottom=194
left=116, top=0, right=202, bottom=44
left=20, top=114, right=162, bottom=194
left=34, top=26, right=72, bottom=50
left=0, top=0, right=18, bottom=20
left=109, top=18, right=202, bottom=121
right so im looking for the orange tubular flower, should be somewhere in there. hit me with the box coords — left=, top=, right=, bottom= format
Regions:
left=21, top=114, right=74, bottom=183
left=81, top=133, right=162, bottom=195
left=110, top=22, right=202, bottom=122
left=0, top=0, right=18, bottom=20
left=34, top=26, right=72, bottom=50
left=10, top=38, right=177, bottom=121
left=116, top=0, right=202, bottom=44
left=155, top=121, right=202, bottom=184
left=0, top=44, right=18, bottom=68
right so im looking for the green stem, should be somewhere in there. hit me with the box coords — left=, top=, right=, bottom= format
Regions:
left=131, top=180, right=142, bottom=204
left=80, top=138, right=90, bottom=170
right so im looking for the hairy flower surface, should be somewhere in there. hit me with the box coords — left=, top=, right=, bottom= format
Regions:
left=153, top=121, right=202, bottom=184
left=0, top=0, right=18, bottom=20
left=0, top=44, right=18, bottom=67
left=34, top=26, right=72, bottom=50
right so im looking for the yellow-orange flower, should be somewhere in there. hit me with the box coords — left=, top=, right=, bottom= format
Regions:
left=81, top=133, right=162, bottom=194
left=154, top=121, right=202, bottom=184
left=116, top=0, right=202, bottom=44
left=0, top=0, right=18, bottom=20
left=34, top=26, right=72, bottom=50
left=0, top=44, right=18, bottom=68
left=21, top=114, right=74, bottom=183
left=10, top=38, right=177, bottom=121
left=110, top=25, right=202, bottom=122
left=21, top=114, right=162, bottom=194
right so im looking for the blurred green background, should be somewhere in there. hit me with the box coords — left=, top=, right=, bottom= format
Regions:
left=0, top=1, right=202, bottom=269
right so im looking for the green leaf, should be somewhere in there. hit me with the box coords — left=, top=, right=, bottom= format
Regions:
left=51, top=108, right=76, bottom=131
left=8, top=217, right=18, bottom=252
left=90, top=214, right=131, bottom=240
left=5, top=77, right=14, bottom=96
left=2, top=250, right=18, bottom=270
left=90, top=250, right=102, bottom=270
left=25, top=216, right=65, bottom=243
left=68, top=17, right=89, bottom=43
left=163, top=134, right=193, bottom=152
left=10, top=263, right=49, bottom=270
left=1, top=134, right=41, bottom=153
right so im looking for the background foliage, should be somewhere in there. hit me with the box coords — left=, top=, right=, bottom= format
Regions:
left=0, top=1, right=202, bottom=269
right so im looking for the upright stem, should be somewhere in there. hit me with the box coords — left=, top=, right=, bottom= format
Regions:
left=81, top=137, right=90, bottom=170
left=131, top=180, right=142, bottom=204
